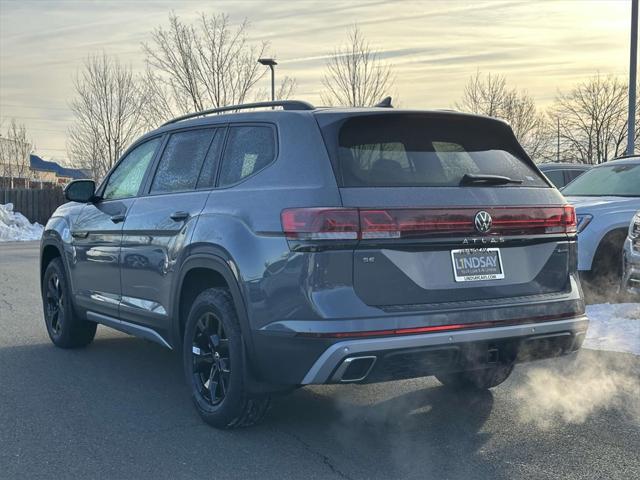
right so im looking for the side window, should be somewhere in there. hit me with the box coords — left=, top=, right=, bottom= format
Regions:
left=103, top=138, right=161, bottom=200
left=544, top=170, right=565, bottom=188
left=565, top=169, right=585, bottom=184
left=196, top=128, right=225, bottom=189
left=150, top=128, right=221, bottom=194
left=218, top=126, right=276, bottom=186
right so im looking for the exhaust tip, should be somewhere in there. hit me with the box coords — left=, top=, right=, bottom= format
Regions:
left=332, top=356, right=377, bottom=383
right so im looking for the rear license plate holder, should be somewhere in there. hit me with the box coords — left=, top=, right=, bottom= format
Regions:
left=451, top=248, right=504, bottom=282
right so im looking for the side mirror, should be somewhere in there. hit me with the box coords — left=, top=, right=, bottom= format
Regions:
left=64, top=179, right=96, bottom=203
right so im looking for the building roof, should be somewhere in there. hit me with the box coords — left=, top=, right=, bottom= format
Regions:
left=29, top=154, right=88, bottom=179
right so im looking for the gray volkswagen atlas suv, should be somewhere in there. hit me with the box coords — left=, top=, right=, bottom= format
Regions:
left=40, top=100, right=587, bottom=428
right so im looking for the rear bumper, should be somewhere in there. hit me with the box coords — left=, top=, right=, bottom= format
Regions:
left=300, top=315, right=588, bottom=384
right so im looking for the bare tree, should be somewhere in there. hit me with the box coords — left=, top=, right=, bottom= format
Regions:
left=549, top=74, right=639, bottom=164
left=253, top=76, right=297, bottom=103
left=143, top=13, right=281, bottom=123
left=456, top=71, right=550, bottom=159
left=321, top=25, right=394, bottom=107
left=67, top=53, right=151, bottom=181
left=0, top=119, right=33, bottom=188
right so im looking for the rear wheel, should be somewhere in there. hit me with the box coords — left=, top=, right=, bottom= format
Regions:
left=436, top=363, right=513, bottom=390
left=183, top=288, right=270, bottom=429
left=42, top=258, right=96, bottom=348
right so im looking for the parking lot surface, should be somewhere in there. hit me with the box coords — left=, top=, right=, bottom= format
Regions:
left=1, top=242, right=639, bottom=479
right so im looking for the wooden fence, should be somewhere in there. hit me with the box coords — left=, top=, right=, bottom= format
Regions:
left=1, top=188, right=66, bottom=226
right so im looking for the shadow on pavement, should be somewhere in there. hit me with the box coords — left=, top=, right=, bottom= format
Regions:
left=0, top=334, right=502, bottom=479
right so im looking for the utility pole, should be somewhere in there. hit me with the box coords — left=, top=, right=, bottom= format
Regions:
left=627, top=0, right=638, bottom=156
left=557, top=117, right=560, bottom=162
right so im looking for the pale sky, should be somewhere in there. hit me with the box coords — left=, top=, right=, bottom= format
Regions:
left=0, top=0, right=633, bottom=163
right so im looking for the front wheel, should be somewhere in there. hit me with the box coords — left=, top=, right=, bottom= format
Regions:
left=182, top=288, right=270, bottom=429
left=436, top=363, right=514, bottom=390
left=42, top=258, right=96, bottom=348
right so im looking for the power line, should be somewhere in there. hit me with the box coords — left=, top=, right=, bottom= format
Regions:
left=0, top=115, right=71, bottom=123
left=0, top=103, right=70, bottom=112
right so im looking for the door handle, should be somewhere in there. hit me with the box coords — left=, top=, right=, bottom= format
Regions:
left=71, top=231, right=89, bottom=239
left=170, top=211, right=190, bottom=222
left=110, top=214, right=126, bottom=224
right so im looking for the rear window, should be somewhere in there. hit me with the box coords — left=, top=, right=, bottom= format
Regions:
left=335, top=115, right=546, bottom=187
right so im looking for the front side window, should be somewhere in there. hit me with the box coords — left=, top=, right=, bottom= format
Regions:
left=335, top=115, right=547, bottom=187
left=103, top=138, right=161, bottom=200
left=218, top=126, right=276, bottom=186
left=561, top=163, right=640, bottom=197
left=150, top=128, right=222, bottom=194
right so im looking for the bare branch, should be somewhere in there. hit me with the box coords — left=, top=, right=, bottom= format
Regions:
left=455, top=71, right=551, bottom=160
left=550, top=74, right=636, bottom=164
left=321, top=25, right=395, bottom=107
left=67, top=53, right=150, bottom=180
left=142, top=12, right=279, bottom=119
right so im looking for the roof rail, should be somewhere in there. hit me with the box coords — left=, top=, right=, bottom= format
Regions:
left=161, top=100, right=316, bottom=126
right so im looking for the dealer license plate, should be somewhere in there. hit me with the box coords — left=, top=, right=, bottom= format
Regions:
left=451, top=248, right=504, bottom=282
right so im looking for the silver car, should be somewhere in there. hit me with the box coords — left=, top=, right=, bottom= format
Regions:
left=561, top=157, right=640, bottom=296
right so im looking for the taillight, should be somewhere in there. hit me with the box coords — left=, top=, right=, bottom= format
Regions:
left=563, top=205, right=577, bottom=234
left=281, top=208, right=359, bottom=240
left=281, top=205, right=577, bottom=242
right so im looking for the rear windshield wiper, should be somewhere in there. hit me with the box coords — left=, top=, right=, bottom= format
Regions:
left=460, top=173, right=523, bottom=186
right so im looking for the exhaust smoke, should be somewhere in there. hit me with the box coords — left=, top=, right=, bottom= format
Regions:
left=515, top=302, right=640, bottom=429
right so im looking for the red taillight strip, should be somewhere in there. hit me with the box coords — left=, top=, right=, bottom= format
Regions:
left=296, top=312, right=577, bottom=338
left=282, top=205, right=577, bottom=240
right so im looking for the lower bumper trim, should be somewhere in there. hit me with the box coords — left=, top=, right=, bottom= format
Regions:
left=301, top=315, right=588, bottom=384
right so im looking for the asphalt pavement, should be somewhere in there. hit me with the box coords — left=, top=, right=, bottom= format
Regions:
left=1, top=242, right=639, bottom=479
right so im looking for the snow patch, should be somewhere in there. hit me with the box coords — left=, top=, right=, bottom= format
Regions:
left=0, top=203, right=44, bottom=242
left=584, top=303, right=640, bottom=356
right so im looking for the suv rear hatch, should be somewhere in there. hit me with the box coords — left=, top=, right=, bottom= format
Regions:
left=312, top=111, right=576, bottom=307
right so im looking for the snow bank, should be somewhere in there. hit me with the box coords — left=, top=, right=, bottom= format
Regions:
left=584, top=303, right=640, bottom=356
left=0, top=203, right=44, bottom=242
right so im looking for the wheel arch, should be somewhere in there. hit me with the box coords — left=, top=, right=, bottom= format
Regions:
left=172, top=253, right=254, bottom=356
left=39, top=237, right=69, bottom=296
left=591, top=227, right=629, bottom=274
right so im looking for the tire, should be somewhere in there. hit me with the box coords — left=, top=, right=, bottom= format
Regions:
left=582, top=230, right=627, bottom=303
left=436, top=363, right=514, bottom=390
left=42, top=258, right=96, bottom=348
left=182, top=288, right=270, bottom=429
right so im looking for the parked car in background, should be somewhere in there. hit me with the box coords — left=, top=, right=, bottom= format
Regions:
left=40, top=100, right=587, bottom=429
left=538, top=162, right=591, bottom=188
left=561, top=157, right=640, bottom=299
left=622, top=210, right=640, bottom=297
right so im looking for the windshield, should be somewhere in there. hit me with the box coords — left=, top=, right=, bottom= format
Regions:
left=561, top=163, right=640, bottom=197
left=335, top=115, right=547, bottom=187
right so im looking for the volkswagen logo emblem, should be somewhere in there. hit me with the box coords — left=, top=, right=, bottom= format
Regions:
left=474, top=211, right=492, bottom=233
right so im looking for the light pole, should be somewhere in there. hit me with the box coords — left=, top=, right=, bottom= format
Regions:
left=628, top=0, right=638, bottom=156
left=258, top=58, right=277, bottom=102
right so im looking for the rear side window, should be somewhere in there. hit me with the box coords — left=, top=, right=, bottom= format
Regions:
left=151, top=128, right=221, bottom=194
left=218, top=125, right=276, bottom=186
left=565, top=169, right=586, bottom=184
left=335, top=115, right=546, bottom=187
left=544, top=170, right=565, bottom=188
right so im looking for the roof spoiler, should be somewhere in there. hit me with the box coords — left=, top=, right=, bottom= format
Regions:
left=374, top=96, right=393, bottom=108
